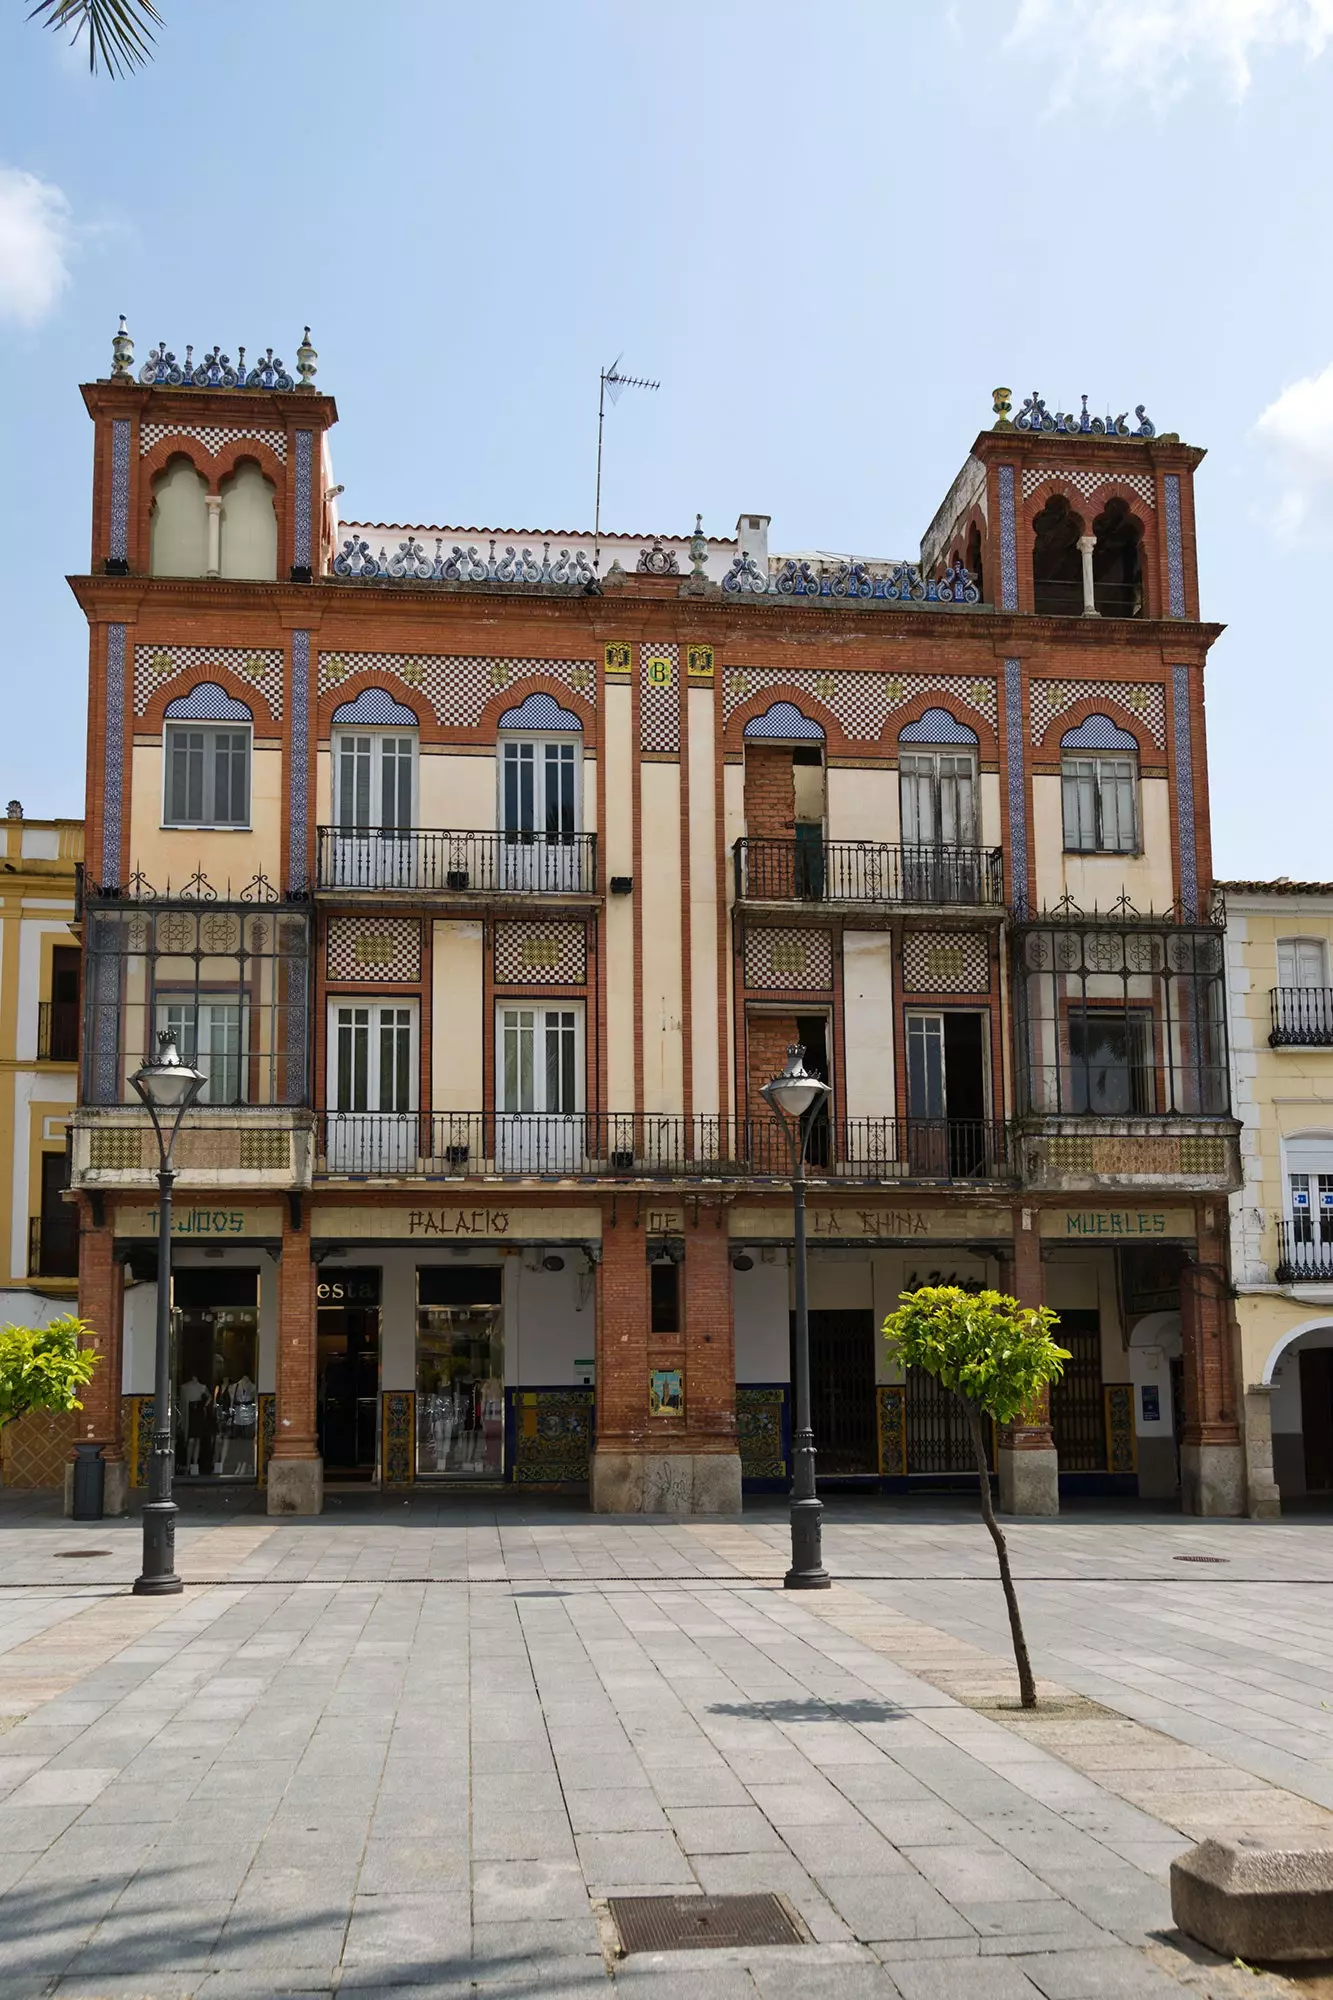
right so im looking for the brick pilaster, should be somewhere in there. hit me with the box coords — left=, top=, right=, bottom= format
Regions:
left=594, top=1204, right=649, bottom=1453
left=75, top=1201, right=123, bottom=1461
left=1001, top=1204, right=1053, bottom=1451
left=271, top=1208, right=318, bottom=1461
left=681, top=1208, right=736, bottom=1451
left=1179, top=1212, right=1240, bottom=1449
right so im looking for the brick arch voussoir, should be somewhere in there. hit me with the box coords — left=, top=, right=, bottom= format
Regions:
left=724, top=685, right=846, bottom=757
left=481, top=674, right=598, bottom=747
left=1033, top=689, right=1164, bottom=767
left=141, top=661, right=281, bottom=737
left=884, top=685, right=997, bottom=762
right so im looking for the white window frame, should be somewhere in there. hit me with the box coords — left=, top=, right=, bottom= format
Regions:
left=326, top=1000, right=418, bottom=1113
left=1278, top=937, right=1329, bottom=989
left=162, top=721, right=252, bottom=830
left=156, top=997, right=248, bottom=1105
left=495, top=1002, right=584, bottom=1116
left=1061, top=752, right=1139, bottom=855
left=333, top=728, right=418, bottom=834
left=497, top=734, right=581, bottom=838
left=899, top=748, right=977, bottom=849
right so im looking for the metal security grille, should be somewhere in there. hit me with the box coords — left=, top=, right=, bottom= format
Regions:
left=1050, top=1312, right=1106, bottom=1471
left=804, top=1311, right=877, bottom=1475
left=905, top=1367, right=991, bottom=1474
left=611, top=1895, right=801, bottom=1955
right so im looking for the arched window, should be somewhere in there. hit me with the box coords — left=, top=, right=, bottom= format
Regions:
left=965, top=522, right=984, bottom=603
left=162, top=685, right=252, bottom=828
left=496, top=693, right=585, bottom=892
left=218, top=461, right=278, bottom=581
left=1060, top=714, right=1138, bottom=853
left=331, top=687, right=418, bottom=833
left=1091, top=498, right=1144, bottom=618
left=150, top=456, right=209, bottom=577
left=1031, top=493, right=1085, bottom=616
left=898, top=710, right=978, bottom=848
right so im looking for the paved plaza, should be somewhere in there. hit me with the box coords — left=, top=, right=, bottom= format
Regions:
left=0, top=1496, right=1332, bottom=1999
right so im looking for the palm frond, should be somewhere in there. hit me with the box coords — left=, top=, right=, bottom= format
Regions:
left=28, top=0, right=163, bottom=77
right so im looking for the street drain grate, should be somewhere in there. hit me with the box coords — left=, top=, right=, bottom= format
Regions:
left=55, top=1550, right=114, bottom=1559
left=1173, top=1555, right=1229, bottom=1563
left=610, top=1893, right=802, bottom=1954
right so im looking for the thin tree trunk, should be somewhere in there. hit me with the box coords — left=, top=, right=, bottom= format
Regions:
left=964, top=1401, right=1037, bottom=1709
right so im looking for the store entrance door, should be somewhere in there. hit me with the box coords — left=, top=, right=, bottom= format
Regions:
left=796, top=1309, right=877, bottom=1476
left=317, top=1267, right=381, bottom=1478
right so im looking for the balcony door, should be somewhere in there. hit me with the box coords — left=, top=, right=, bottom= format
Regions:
left=157, top=998, right=246, bottom=1105
left=331, top=730, right=417, bottom=888
left=500, top=737, right=580, bottom=891
left=1287, top=1143, right=1333, bottom=1279
left=327, top=1002, right=417, bottom=1171
left=496, top=1004, right=583, bottom=1171
left=899, top=748, right=978, bottom=900
left=905, top=1011, right=989, bottom=1176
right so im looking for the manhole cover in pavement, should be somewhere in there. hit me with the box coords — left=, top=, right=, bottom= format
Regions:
left=1173, top=1554, right=1229, bottom=1563
left=55, top=1550, right=113, bottom=1559
left=610, top=1893, right=802, bottom=1954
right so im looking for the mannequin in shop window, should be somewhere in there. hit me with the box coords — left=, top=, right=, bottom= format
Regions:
left=216, top=1372, right=257, bottom=1476
left=180, top=1374, right=210, bottom=1476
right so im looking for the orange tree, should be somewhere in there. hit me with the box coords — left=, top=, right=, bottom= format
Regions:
left=882, top=1286, right=1068, bottom=1708
left=0, top=1317, right=99, bottom=1439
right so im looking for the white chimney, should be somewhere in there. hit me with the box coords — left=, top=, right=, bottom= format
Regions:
left=736, top=513, right=770, bottom=566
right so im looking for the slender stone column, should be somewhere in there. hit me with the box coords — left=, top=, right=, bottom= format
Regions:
left=998, top=1206, right=1059, bottom=1515
left=205, top=494, right=222, bottom=578
left=267, top=1206, right=322, bottom=1515
left=1241, top=1381, right=1281, bottom=1519
left=1077, top=533, right=1098, bottom=615
left=71, top=1201, right=128, bottom=1515
left=1179, top=1211, right=1243, bottom=1515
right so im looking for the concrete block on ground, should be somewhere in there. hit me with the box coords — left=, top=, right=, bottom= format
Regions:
left=997, top=1446, right=1058, bottom=1517
left=590, top=1449, right=741, bottom=1515
left=265, top=1456, right=323, bottom=1516
left=1171, top=1835, right=1333, bottom=1961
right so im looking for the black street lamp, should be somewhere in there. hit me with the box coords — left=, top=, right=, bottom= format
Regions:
left=761, top=1044, right=832, bottom=1591
left=130, top=1030, right=205, bottom=1596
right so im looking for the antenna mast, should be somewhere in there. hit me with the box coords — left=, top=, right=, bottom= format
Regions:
left=594, top=357, right=659, bottom=573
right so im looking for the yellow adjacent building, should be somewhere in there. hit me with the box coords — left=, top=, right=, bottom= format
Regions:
left=1224, top=879, right=1333, bottom=1513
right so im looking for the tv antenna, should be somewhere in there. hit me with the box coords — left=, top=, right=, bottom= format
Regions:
left=594, top=356, right=659, bottom=573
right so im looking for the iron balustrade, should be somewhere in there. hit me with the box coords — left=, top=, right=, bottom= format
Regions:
left=37, top=1000, right=79, bottom=1063
left=316, top=828, right=598, bottom=895
left=315, top=1112, right=1014, bottom=1183
left=28, top=1210, right=79, bottom=1279
left=1276, top=1219, right=1333, bottom=1282
left=1270, top=987, right=1333, bottom=1047
left=734, top=839, right=1004, bottom=906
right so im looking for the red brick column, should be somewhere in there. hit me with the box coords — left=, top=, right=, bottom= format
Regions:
left=267, top=1206, right=322, bottom=1514
left=997, top=1205, right=1058, bottom=1515
left=681, top=1207, right=739, bottom=1464
left=592, top=1204, right=649, bottom=1504
left=75, top=1200, right=127, bottom=1512
left=1179, top=1209, right=1243, bottom=1515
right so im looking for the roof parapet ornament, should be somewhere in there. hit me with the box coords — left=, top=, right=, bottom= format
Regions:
left=111, top=315, right=135, bottom=382
left=992, top=385, right=1013, bottom=430
left=1014, top=391, right=1155, bottom=439
left=136, top=342, right=297, bottom=390
left=296, top=326, right=317, bottom=391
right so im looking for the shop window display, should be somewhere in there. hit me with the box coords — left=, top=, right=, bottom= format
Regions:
left=416, top=1266, right=504, bottom=1476
left=173, top=1268, right=260, bottom=1479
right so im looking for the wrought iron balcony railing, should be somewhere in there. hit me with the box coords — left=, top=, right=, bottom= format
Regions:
left=734, top=839, right=1004, bottom=906
left=315, top=828, right=597, bottom=895
left=1276, top=1220, right=1333, bottom=1282
left=315, top=1112, right=1014, bottom=1184
left=1270, top=988, right=1333, bottom=1048
left=29, top=1210, right=79, bottom=1280
left=37, top=1000, right=79, bottom=1063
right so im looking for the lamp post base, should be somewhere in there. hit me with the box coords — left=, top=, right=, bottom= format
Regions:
left=132, top=1500, right=182, bottom=1596
left=785, top=1494, right=830, bottom=1589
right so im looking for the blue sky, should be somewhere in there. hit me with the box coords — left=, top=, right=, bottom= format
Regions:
left=2, top=0, right=1331, bottom=876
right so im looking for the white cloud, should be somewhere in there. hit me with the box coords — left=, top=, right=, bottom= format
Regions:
left=0, top=168, right=73, bottom=328
left=1009, top=0, right=1333, bottom=102
left=1255, top=364, right=1333, bottom=533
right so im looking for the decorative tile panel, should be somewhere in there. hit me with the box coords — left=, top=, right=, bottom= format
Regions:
left=998, top=464, right=1018, bottom=610
left=102, top=625, right=126, bottom=890
left=109, top=419, right=131, bottom=564
left=133, top=645, right=283, bottom=720
left=1029, top=678, right=1166, bottom=748
left=722, top=669, right=997, bottom=741
left=877, top=1384, right=907, bottom=1475
left=902, top=930, right=990, bottom=994
left=327, top=916, right=422, bottom=983
left=139, top=423, right=287, bottom=463
left=293, top=430, right=313, bottom=572
left=318, top=653, right=596, bottom=728
left=494, top=921, right=587, bottom=986
left=1104, top=1384, right=1136, bottom=1473
left=289, top=632, right=310, bottom=895
left=257, top=1394, right=276, bottom=1484
left=641, top=642, right=680, bottom=754
left=509, top=1388, right=593, bottom=1484
left=1172, top=663, right=1198, bottom=918
left=1004, top=657, right=1028, bottom=916
left=743, top=927, right=833, bottom=992
left=1164, top=474, right=1185, bottom=617
left=382, top=1390, right=414, bottom=1486
left=1020, top=466, right=1155, bottom=506
left=125, top=1394, right=154, bottom=1488
left=737, top=1386, right=788, bottom=1483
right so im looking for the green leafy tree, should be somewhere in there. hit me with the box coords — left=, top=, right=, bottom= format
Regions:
left=882, top=1286, right=1069, bottom=1709
left=0, top=1317, right=99, bottom=1437
left=28, top=0, right=162, bottom=78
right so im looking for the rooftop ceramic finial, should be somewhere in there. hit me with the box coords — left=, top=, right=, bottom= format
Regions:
left=296, top=326, right=318, bottom=390
left=992, top=385, right=1013, bottom=431
left=111, top=315, right=134, bottom=382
